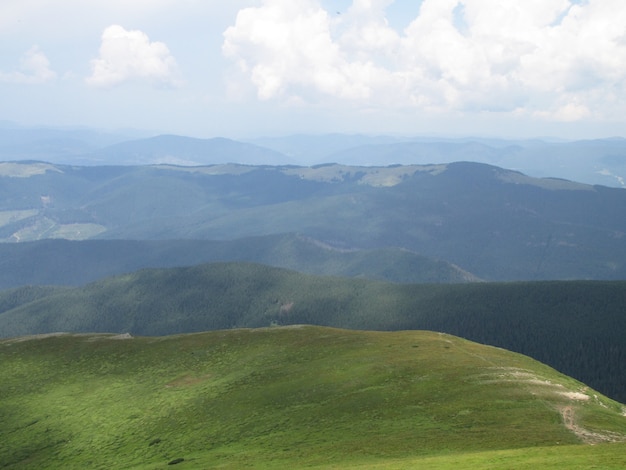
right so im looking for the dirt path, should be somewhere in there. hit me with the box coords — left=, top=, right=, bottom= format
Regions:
left=560, top=405, right=626, bottom=444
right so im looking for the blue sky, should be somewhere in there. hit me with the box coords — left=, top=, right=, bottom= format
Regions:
left=1, top=0, right=624, bottom=139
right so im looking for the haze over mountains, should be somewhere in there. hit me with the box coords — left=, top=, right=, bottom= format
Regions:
left=1, top=122, right=625, bottom=187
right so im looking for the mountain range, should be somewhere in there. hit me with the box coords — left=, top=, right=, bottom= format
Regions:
left=1, top=123, right=625, bottom=187
left=251, top=135, right=626, bottom=188
left=2, top=124, right=626, bottom=467
left=1, top=160, right=625, bottom=281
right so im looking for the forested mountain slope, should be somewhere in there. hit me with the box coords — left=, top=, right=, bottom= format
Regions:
left=1, top=161, right=625, bottom=281
left=1, top=262, right=624, bottom=403
left=0, top=234, right=479, bottom=290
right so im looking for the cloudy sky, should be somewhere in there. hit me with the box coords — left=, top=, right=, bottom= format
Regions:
left=1, top=0, right=625, bottom=139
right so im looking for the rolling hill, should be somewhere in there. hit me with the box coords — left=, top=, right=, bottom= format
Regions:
left=1, top=161, right=625, bottom=281
left=2, top=326, right=625, bottom=469
left=1, top=262, right=625, bottom=403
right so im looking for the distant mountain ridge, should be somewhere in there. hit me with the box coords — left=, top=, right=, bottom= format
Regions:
left=249, top=134, right=626, bottom=188
left=1, top=124, right=625, bottom=186
left=86, top=134, right=294, bottom=166
left=1, top=160, right=625, bottom=280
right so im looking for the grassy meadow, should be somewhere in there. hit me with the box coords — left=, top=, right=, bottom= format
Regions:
left=2, top=326, right=625, bottom=469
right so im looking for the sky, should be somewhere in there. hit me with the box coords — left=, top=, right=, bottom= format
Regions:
left=1, top=0, right=625, bottom=139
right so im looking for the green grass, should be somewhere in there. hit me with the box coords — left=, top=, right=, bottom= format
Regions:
left=334, top=443, right=626, bottom=470
left=1, top=326, right=625, bottom=469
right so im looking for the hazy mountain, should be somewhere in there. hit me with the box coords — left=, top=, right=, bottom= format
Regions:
left=85, top=134, right=294, bottom=166
left=325, top=139, right=626, bottom=188
left=0, top=123, right=137, bottom=163
left=2, top=125, right=625, bottom=186
left=247, top=133, right=408, bottom=164
left=0, top=234, right=479, bottom=290
left=1, top=262, right=625, bottom=402
left=0, top=125, right=293, bottom=166
left=327, top=140, right=505, bottom=166
left=250, top=134, right=626, bottom=188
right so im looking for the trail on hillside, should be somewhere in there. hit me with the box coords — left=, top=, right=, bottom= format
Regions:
left=447, top=334, right=626, bottom=445
left=559, top=405, right=626, bottom=444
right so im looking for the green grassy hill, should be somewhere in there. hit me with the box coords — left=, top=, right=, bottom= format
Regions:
left=1, top=262, right=625, bottom=404
left=2, top=326, right=625, bottom=469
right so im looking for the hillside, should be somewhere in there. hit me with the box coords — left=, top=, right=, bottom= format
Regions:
left=1, top=160, right=625, bottom=281
left=2, top=327, right=625, bottom=469
left=0, top=234, right=479, bottom=290
left=1, top=262, right=625, bottom=403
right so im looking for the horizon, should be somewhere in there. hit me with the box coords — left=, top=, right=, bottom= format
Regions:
left=1, top=1, right=625, bottom=141
left=2, top=118, right=625, bottom=145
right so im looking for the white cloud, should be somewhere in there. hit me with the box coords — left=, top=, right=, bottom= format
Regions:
left=223, top=0, right=626, bottom=121
left=223, top=0, right=375, bottom=101
left=86, top=24, right=182, bottom=88
left=0, top=46, right=56, bottom=84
